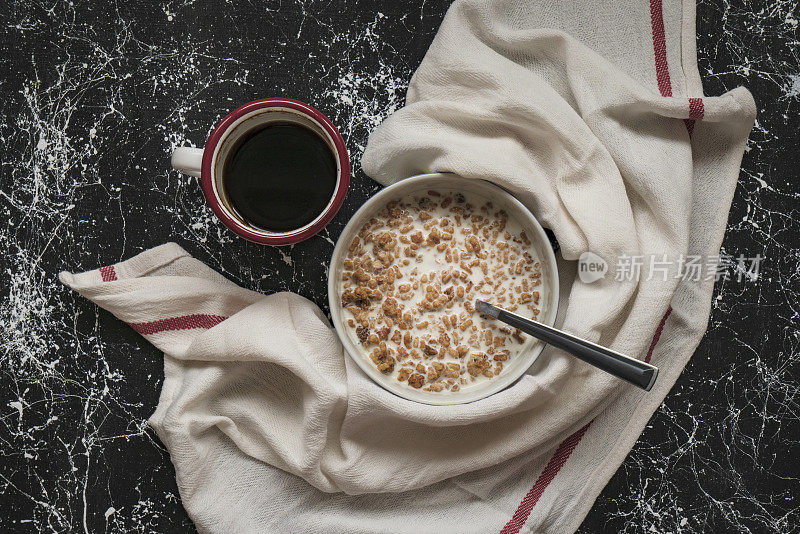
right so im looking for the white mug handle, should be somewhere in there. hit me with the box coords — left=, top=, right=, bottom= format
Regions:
left=171, top=147, right=204, bottom=178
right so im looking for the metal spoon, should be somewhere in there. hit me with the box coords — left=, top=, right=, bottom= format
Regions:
left=475, top=300, right=659, bottom=391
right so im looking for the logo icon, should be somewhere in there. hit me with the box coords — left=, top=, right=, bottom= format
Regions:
left=578, top=251, right=608, bottom=284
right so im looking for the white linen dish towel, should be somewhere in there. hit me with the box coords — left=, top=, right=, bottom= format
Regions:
left=61, top=0, right=755, bottom=532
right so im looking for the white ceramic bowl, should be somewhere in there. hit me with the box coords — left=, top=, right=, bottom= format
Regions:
left=328, top=173, right=559, bottom=405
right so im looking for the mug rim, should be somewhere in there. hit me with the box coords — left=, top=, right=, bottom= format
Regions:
left=200, top=98, right=350, bottom=245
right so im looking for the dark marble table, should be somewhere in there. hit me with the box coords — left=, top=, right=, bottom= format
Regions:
left=2, top=1, right=797, bottom=532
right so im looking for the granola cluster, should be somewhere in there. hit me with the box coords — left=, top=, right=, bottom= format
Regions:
left=340, top=190, right=542, bottom=393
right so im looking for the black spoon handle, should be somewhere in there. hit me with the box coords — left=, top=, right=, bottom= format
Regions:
left=495, top=309, right=658, bottom=391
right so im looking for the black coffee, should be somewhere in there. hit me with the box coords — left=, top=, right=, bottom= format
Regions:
left=223, top=123, right=337, bottom=232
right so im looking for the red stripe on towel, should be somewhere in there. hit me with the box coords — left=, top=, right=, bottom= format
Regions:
left=684, top=98, right=705, bottom=135
left=129, top=314, right=227, bottom=336
left=650, top=0, right=704, bottom=136
left=649, top=0, right=672, bottom=97
left=499, top=306, right=673, bottom=532
left=688, top=98, right=705, bottom=120
left=645, top=306, right=672, bottom=363
left=99, top=265, right=118, bottom=281
left=499, top=422, right=592, bottom=534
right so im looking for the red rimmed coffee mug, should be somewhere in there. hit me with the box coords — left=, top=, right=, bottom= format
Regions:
left=171, top=98, right=350, bottom=245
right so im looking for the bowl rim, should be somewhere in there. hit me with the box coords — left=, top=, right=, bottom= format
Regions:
left=327, top=172, right=560, bottom=405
